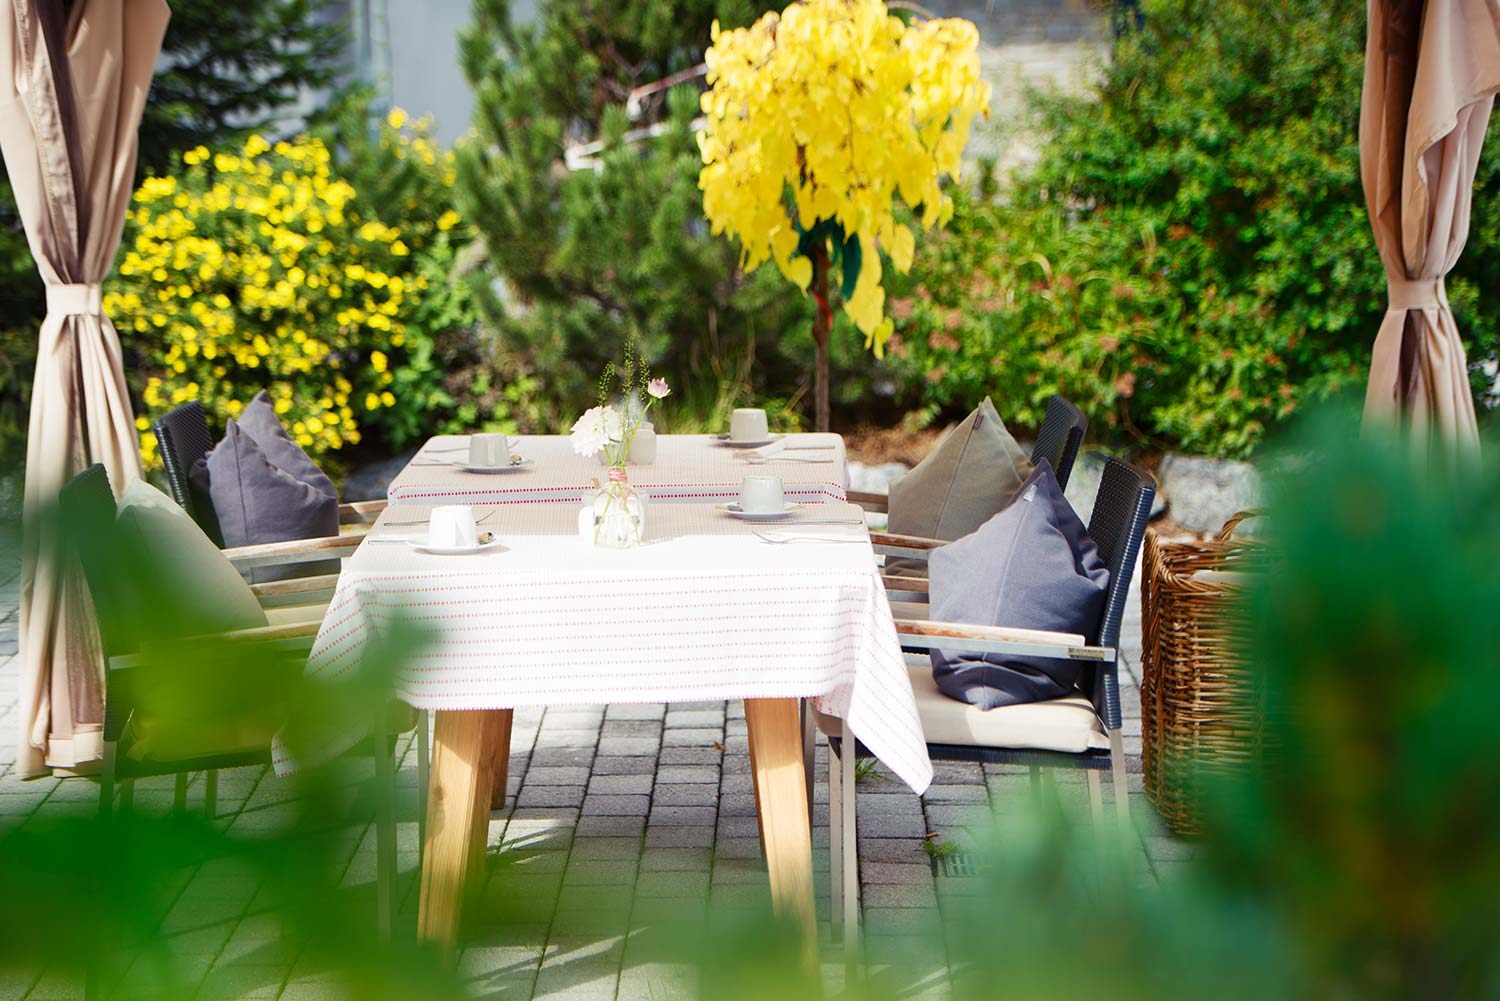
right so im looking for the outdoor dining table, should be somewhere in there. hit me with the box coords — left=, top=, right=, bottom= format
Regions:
left=274, top=433, right=932, bottom=959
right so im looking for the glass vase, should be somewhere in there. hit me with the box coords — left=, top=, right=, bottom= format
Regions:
left=587, top=470, right=647, bottom=549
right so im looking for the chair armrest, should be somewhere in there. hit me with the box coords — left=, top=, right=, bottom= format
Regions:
left=339, top=500, right=386, bottom=525
left=871, top=531, right=942, bottom=561
left=881, top=573, right=930, bottom=603
left=222, top=531, right=368, bottom=571
left=251, top=574, right=341, bottom=608
left=893, top=617, right=1112, bottom=663
left=111, top=621, right=322, bottom=671
left=847, top=490, right=889, bottom=514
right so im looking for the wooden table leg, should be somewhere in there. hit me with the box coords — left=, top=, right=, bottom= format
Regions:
left=744, top=697, right=817, bottom=967
left=418, top=708, right=509, bottom=956
left=488, top=710, right=513, bottom=811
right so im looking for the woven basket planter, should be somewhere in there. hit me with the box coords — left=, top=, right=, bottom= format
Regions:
left=1140, top=512, right=1266, bottom=835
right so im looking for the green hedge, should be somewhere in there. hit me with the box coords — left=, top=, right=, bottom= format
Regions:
left=886, top=0, right=1500, bottom=458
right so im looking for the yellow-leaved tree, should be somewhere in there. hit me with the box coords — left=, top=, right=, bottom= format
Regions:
left=697, top=0, right=990, bottom=430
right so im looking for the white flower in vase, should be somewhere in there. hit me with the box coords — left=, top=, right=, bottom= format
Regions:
left=570, top=405, right=625, bottom=458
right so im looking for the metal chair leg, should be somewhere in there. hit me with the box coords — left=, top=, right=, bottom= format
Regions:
left=98, top=741, right=118, bottom=820
left=840, top=720, right=864, bottom=972
left=1109, top=728, right=1131, bottom=830
left=374, top=733, right=397, bottom=940
left=1086, top=768, right=1105, bottom=827
left=119, top=778, right=134, bottom=813
left=204, top=769, right=218, bottom=820
left=828, top=737, right=843, bottom=938
left=838, top=719, right=859, bottom=952
left=173, top=773, right=188, bottom=814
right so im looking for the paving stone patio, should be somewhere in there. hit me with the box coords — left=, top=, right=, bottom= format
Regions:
left=0, top=531, right=1187, bottom=1000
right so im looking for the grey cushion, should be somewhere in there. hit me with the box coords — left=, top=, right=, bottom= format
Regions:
left=887, top=397, right=1032, bottom=574
left=115, top=480, right=268, bottom=640
left=206, top=420, right=339, bottom=583
left=928, top=461, right=1109, bottom=709
left=239, top=390, right=338, bottom=502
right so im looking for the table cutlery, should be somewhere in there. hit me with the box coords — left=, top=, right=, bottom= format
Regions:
left=737, top=454, right=834, bottom=465
left=368, top=531, right=496, bottom=545
left=752, top=529, right=866, bottom=544
left=384, top=509, right=500, bottom=527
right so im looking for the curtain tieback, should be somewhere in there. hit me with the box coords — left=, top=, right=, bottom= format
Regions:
left=1387, top=277, right=1446, bottom=310
left=46, top=283, right=103, bottom=317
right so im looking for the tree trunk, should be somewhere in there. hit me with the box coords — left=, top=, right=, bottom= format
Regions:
left=811, top=249, right=832, bottom=433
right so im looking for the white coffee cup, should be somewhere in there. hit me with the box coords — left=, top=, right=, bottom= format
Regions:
left=429, top=505, right=479, bottom=548
left=738, top=474, right=785, bottom=514
left=729, top=408, right=769, bottom=443
left=469, top=433, right=509, bottom=468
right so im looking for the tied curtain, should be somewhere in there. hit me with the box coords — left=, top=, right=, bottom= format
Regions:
left=0, top=0, right=168, bottom=776
left=1361, top=0, right=1500, bottom=456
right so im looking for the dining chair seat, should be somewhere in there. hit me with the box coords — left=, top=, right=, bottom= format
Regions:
left=818, top=662, right=1108, bottom=757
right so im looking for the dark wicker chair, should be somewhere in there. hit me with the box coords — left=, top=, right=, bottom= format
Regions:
left=829, top=457, right=1156, bottom=940
left=1030, top=394, right=1087, bottom=490
left=61, top=464, right=417, bottom=937
left=152, top=401, right=223, bottom=545
left=151, top=401, right=385, bottom=545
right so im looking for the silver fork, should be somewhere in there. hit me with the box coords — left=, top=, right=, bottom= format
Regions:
left=737, top=455, right=835, bottom=465
left=752, top=529, right=867, bottom=544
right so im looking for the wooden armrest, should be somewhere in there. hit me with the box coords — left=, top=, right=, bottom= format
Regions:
left=339, top=500, right=386, bottom=525
left=251, top=573, right=340, bottom=608
left=223, top=530, right=368, bottom=570
left=881, top=573, right=929, bottom=592
left=847, top=489, right=889, bottom=513
left=893, top=618, right=1112, bottom=662
left=871, top=531, right=943, bottom=552
left=111, top=621, right=321, bottom=670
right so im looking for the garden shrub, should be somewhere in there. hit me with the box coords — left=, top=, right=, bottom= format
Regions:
left=109, top=120, right=476, bottom=472
left=888, top=0, right=1500, bottom=458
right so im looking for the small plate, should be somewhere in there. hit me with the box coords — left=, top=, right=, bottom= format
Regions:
left=715, top=502, right=806, bottom=521
left=410, top=537, right=506, bottom=556
left=714, top=433, right=784, bottom=449
left=457, top=459, right=533, bottom=474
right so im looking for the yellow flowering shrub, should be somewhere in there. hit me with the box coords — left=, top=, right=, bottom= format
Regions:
left=111, top=132, right=420, bottom=467
left=697, top=0, right=990, bottom=356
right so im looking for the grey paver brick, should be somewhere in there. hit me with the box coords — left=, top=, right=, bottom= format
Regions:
left=581, top=794, right=650, bottom=817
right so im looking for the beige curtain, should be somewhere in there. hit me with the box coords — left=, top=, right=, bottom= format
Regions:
left=1361, top=0, right=1500, bottom=458
left=1, top=0, right=168, bottom=777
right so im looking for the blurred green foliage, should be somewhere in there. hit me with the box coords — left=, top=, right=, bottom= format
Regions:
left=887, top=0, right=1500, bottom=458
left=5, top=411, right=1500, bottom=997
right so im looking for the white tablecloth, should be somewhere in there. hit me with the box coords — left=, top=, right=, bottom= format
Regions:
left=272, top=499, right=932, bottom=794
left=386, top=433, right=849, bottom=505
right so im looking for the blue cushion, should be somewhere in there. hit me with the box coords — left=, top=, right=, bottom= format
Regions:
left=927, top=461, right=1109, bottom=709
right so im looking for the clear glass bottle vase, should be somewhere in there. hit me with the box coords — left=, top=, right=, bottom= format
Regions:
left=588, top=469, right=647, bottom=549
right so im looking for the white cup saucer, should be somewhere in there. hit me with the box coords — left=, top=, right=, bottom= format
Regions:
left=715, top=501, right=805, bottom=521
left=714, top=433, right=783, bottom=449
left=410, top=536, right=506, bottom=556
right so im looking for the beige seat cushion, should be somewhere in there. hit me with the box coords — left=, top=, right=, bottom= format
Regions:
left=908, top=664, right=1107, bottom=753
left=815, top=661, right=1108, bottom=754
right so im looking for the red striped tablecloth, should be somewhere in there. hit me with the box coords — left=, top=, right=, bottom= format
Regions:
left=385, top=433, right=849, bottom=505
left=273, top=500, right=932, bottom=794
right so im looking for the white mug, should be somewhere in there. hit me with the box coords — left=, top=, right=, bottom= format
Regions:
left=739, top=474, right=785, bottom=514
left=429, top=505, right=479, bottom=548
left=729, top=408, right=769, bottom=442
left=469, top=433, right=509, bottom=468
